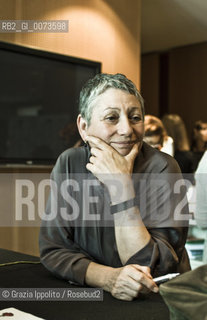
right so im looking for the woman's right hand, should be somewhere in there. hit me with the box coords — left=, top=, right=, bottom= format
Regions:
left=104, top=264, right=159, bottom=301
left=85, top=262, right=158, bottom=301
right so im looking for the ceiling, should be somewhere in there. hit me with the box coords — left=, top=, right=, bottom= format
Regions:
left=141, top=0, right=207, bottom=53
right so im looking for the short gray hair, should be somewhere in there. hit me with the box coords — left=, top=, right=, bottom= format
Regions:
left=79, top=73, right=145, bottom=125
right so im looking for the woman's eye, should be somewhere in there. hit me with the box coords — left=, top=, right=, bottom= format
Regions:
left=130, top=115, right=142, bottom=122
left=105, top=115, right=118, bottom=122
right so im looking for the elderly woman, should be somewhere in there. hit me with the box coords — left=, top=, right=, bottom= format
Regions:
left=39, top=73, right=190, bottom=301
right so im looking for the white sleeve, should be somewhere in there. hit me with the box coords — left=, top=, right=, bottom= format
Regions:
left=161, top=136, right=174, bottom=157
left=195, top=152, right=207, bottom=229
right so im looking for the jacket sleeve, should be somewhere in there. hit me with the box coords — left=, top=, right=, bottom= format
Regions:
left=125, top=227, right=190, bottom=276
left=39, top=222, right=93, bottom=285
left=125, top=149, right=191, bottom=276
left=39, top=151, right=94, bottom=285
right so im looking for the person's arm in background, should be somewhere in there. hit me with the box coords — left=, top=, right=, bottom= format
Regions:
left=161, top=136, right=174, bottom=156
left=195, top=151, right=207, bottom=229
left=195, top=174, right=207, bottom=228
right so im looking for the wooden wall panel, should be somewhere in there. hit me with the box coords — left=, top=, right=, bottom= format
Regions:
left=141, top=53, right=160, bottom=115
left=141, top=42, right=207, bottom=140
left=0, top=227, right=40, bottom=256
left=0, top=170, right=50, bottom=256
left=169, top=43, right=207, bottom=137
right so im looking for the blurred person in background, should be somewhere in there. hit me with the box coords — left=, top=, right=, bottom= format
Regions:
left=144, top=115, right=174, bottom=155
left=162, top=114, right=194, bottom=175
left=191, top=120, right=207, bottom=172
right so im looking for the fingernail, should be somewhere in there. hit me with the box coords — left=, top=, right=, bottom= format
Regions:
left=153, top=287, right=159, bottom=293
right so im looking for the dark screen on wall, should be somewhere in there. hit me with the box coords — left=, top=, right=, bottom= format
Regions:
left=0, top=42, right=101, bottom=164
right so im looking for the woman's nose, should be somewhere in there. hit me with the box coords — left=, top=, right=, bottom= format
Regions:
left=117, top=116, right=133, bottom=136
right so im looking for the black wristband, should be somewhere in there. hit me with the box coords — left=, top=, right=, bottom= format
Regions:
left=110, top=198, right=136, bottom=214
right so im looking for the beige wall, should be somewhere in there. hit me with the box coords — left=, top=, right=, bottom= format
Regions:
left=0, top=169, right=51, bottom=256
left=0, top=0, right=141, bottom=256
left=0, top=0, right=141, bottom=87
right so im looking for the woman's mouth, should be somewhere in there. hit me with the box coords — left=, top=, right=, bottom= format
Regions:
left=111, top=141, right=136, bottom=148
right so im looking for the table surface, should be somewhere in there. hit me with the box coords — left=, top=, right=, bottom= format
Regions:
left=0, top=249, right=170, bottom=320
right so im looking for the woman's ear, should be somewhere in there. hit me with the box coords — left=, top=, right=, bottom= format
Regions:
left=77, top=114, right=88, bottom=142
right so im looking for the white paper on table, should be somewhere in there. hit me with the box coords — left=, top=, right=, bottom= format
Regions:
left=0, top=307, right=45, bottom=319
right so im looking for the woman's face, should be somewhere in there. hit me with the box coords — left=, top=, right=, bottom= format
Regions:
left=83, top=88, right=144, bottom=156
left=200, top=123, right=207, bottom=142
